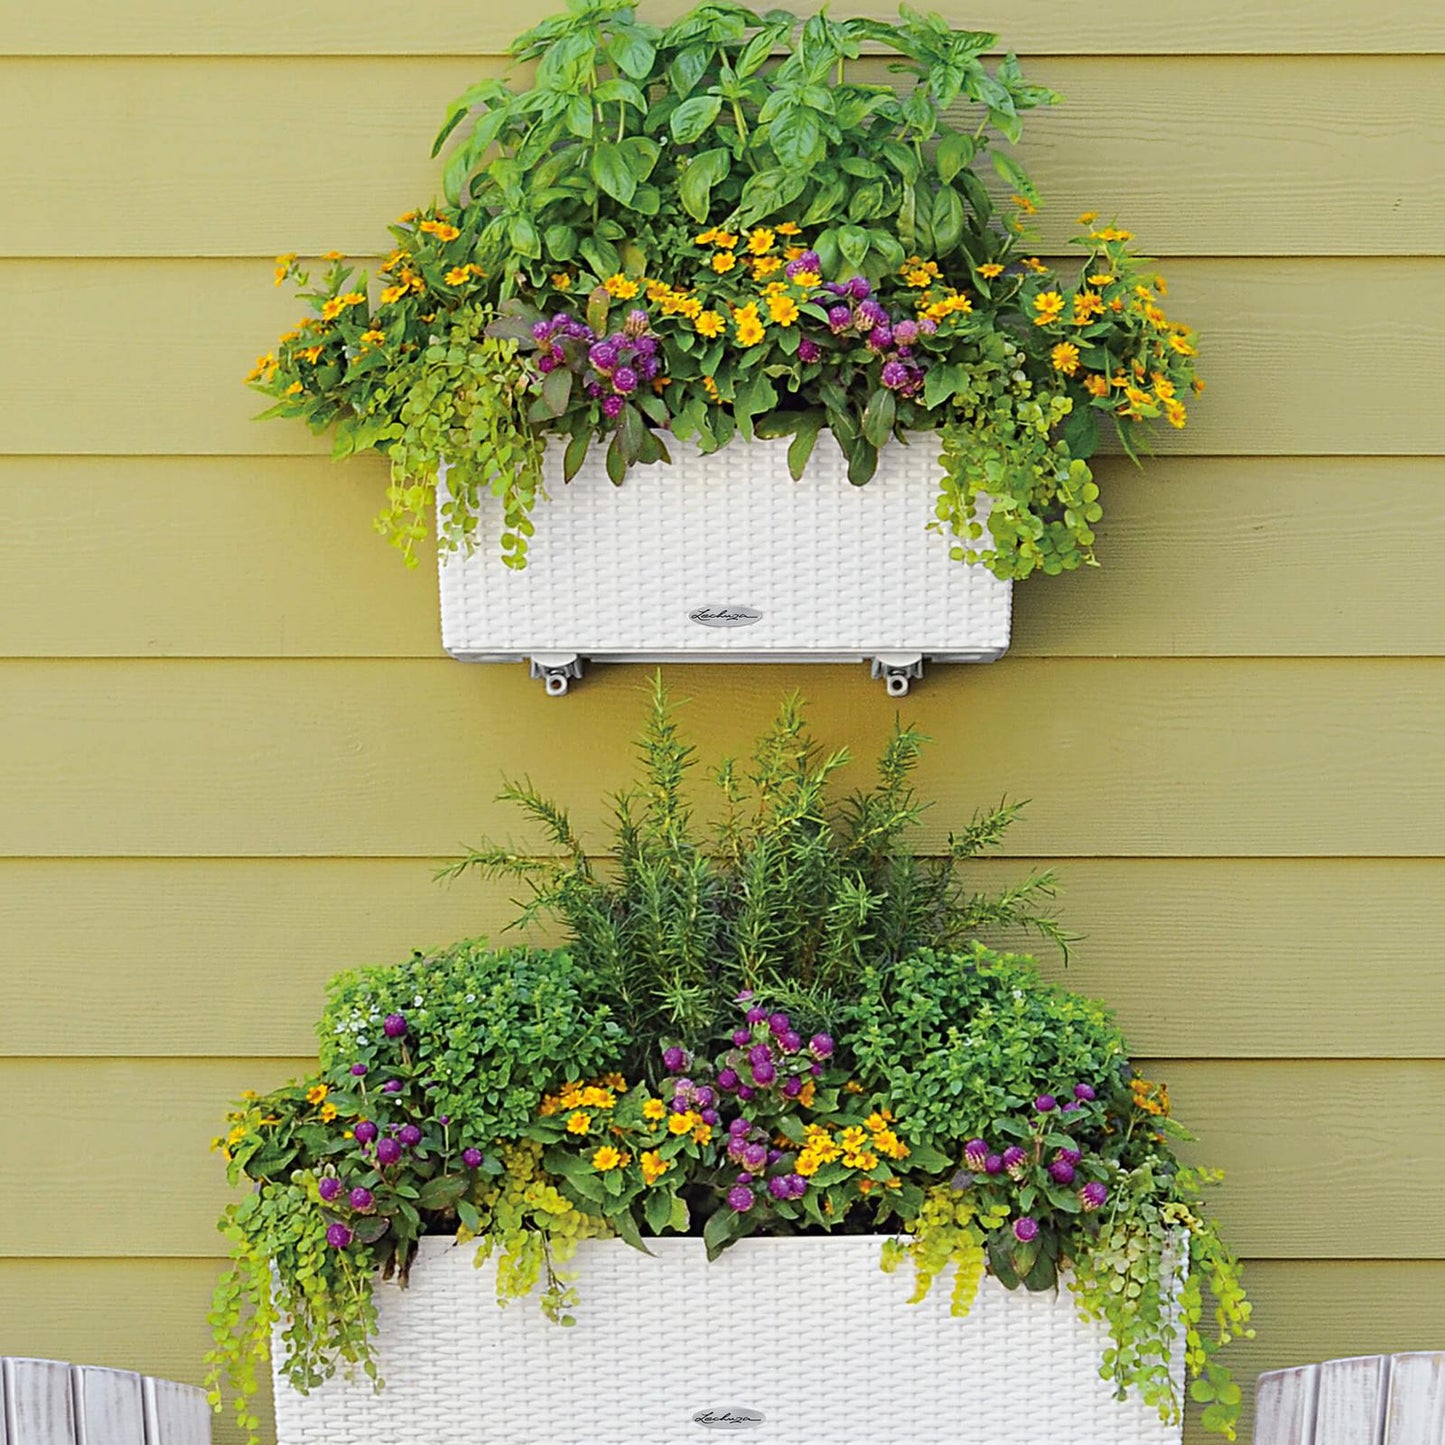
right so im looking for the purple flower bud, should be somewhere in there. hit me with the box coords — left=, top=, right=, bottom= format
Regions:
left=612, top=365, right=638, bottom=395
left=349, top=1186, right=374, bottom=1210
left=376, top=1138, right=402, bottom=1165
left=866, top=326, right=893, bottom=353
left=727, top=1185, right=755, bottom=1212
left=782, top=1076, right=803, bottom=1099
left=350, top=1063, right=368, bottom=1076
left=893, top=319, right=920, bottom=346
left=1013, top=1216, right=1039, bottom=1243
left=1049, top=1160, right=1077, bottom=1185
left=700, top=1107, right=720, bottom=1125
left=326, top=1223, right=354, bottom=1249
left=718, top=1068, right=740, bottom=1090
left=788, top=1174, right=808, bottom=1197
left=531, top=320, right=553, bottom=341
left=695, top=1086, right=716, bottom=1109
left=398, top=1123, right=422, bottom=1148
left=797, top=337, right=823, bottom=363
left=1055, top=1147, right=1082, bottom=1167
left=896, top=345, right=913, bottom=359
left=671, top=1094, right=690, bottom=1113
left=735, top=989, right=755, bottom=1003
left=589, top=341, right=618, bottom=371
left=1002, top=1145, right=1028, bottom=1179
left=730, top=1116, right=752, bottom=1137
left=767, top=1148, right=784, bottom=1165
left=768, top=1176, right=791, bottom=1200
left=318, top=1176, right=343, bottom=1201
left=584, top=379, right=604, bottom=400
left=858, top=300, right=888, bottom=327
left=536, top=352, right=558, bottom=374
left=626, top=308, right=649, bottom=331
left=748, top=1043, right=773, bottom=1068
left=742, top=1142, right=768, bottom=1170
left=752, top=1061, right=776, bottom=1086
left=382, top=1014, right=408, bottom=1039
left=736, top=1172, right=754, bottom=1185
left=984, top=1153, right=1004, bottom=1176
left=1035, top=1094, right=1058, bottom=1114
left=353, top=1120, right=378, bottom=1145
left=809, top=1061, right=823, bottom=1077
left=848, top=276, right=873, bottom=300
left=1074, top=1083, right=1097, bottom=1102
left=809, top=1033, right=834, bottom=1059
left=462, top=1147, right=483, bottom=1169
left=780, top=1030, right=802, bottom=1053
left=732, top=1027, right=751, bottom=1047
left=767, top=1012, right=791, bottom=1034
left=438, top=1115, right=450, bottom=1127
left=880, top=359, right=909, bottom=389
left=601, top=394, right=625, bottom=420
left=381, top=1079, right=403, bottom=1094
left=963, top=1139, right=989, bottom=1172
left=745, top=1006, right=768, bottom=1025
left=1062, top=1101, right=1082, bottom=1114
left=738, top=1085, right=756, bottom=1101
left=825, top=281, right=850, bottom=295
left=1080, top=1181, right=1108, bottom=1211
left=827, top=304, right=853, bottom=333
left=662, top=1046, right=686, bottom=1073
left=919, top=316, right=938, bottom=335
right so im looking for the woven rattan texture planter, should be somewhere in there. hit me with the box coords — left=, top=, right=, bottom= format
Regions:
left=437, top=435, right=1011, bottom=693
left=272, top=1236, right=1181, bottom=1445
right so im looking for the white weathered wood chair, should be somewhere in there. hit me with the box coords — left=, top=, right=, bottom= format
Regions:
left=0, top=1358, right=210, bottom=1445
left=1255, top=1352, right=1445, bottom=1444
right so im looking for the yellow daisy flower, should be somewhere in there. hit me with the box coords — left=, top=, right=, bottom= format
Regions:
left=604, top=274, right=640, bottom=299
left=1050, top=342, right=1081, bottom=375
left=767, top=294, right=799, bottom=326
left=711, top=252, right=738, bottom=274
left=591, top=1145, right=628, bottom=1171
left=1032, top=291, right=1064, bottom=325
left=694, top=310, right=726, bottom=338
left=734, top=303, right=765, bottom=346
left=747, top=228, right=775, bottom=254
left=978, top=263, right=1004, bottom=278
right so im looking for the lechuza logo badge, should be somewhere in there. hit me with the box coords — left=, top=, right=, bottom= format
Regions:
left=688, top=605, right=763, bottom=628
left=692, top=1407, right=765, bottom=1430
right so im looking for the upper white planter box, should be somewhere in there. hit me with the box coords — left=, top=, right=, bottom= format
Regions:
left=273, top=1235, right=1182, bottom=1445
left=437, top=434, right=1011, bottom=694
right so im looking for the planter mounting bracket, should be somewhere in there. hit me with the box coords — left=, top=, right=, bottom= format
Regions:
left=870, top=653, right=924, bottom=697
left=529, top=654, right=584, bottom=696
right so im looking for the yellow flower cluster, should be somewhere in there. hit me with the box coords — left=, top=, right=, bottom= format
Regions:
left=641, top=1149, right=669, bottom=1185
left=794, top=1112, right=909, bottom=1178
left=539, top=1079, right=624, bottom=1117
left=417, top=217, right=461, bottom=242
left=1131, top=1075, right=1171, bottom=1117
left=900, top=257, right=973, bottom=324
left=445, top=264, right=484, bottom=286
left=666, top=1109, right=713, bottom=1145
left=320, top=292, right=366, bottom=322
left=592, top=1144, right=630, bottom=1171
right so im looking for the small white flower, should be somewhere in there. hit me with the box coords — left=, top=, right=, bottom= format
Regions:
left=357, top=1036, right=369, bottom=1046
left=466, top=994, right=476, bottom=1003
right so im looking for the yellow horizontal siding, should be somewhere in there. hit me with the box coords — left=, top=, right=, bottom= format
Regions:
left=2, top=1058, right=1441, bottom=1259
left=9, top=0, right=1445, bottom=56
left=6, top=456, right=1445, bottom=659
left=3, top=658, right=1445, bottom=858
left=3, top=58, right=1442, bottom=257
left=7, top=258, right=1440, bottom=457
left=7, top=857, right=1445, bottom=1060
left=4, top=1256, right=1441, bottom=1445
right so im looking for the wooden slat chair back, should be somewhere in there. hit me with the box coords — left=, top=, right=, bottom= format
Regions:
left=1255, top=1352, right=1445, bottom=1444
left=0, top=1358, right=210, bottom=1445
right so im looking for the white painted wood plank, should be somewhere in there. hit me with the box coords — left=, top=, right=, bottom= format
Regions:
left=1386, top=1353, right=1445, bottom=1445
left=71, top=1366, right=144, bottom=1445
left=1255, top=1363, right=1320, bottom=1445
left=1, top=1358, right=75, bottom=1444
left=140, top=1376, right=211, bottom=1445
left=1315, top=1354, right=1391, bottom=1445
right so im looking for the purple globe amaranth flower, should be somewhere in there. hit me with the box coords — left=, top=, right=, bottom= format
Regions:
left=326, top=1222, right=354, bottom=1249
left=809, top=1061, right=823, bottom=1077
left=892, top=319, right=920, bottom=346
left=735, top=988, right=755, bottom=1003
left=727, top=1184, right=756, bottom=1212
left=612, top=365, right=639, bottom=395
left=732, top=1027, right=751, bottom=1047
left=735, top=1172, right=754, bottom=1185
left=376, top=1138, right=403, bottom=1166
left=537, top=352, right=558, bottom=374
left=462, top=1147, right=484, bottom=1169
left=797, top=337, right=823, bottom=363
left=737, top=1085, right=756, bottom=1101
left=782, top=1075, right=803, bottom=1099
left=748, top=1043, right=773, bottom=1068
left=1080, top=1181, right=1108, bottom=1211
left=745, top=1006, right=768, bottom=1025
left=825, top=281, right=850, bottom=296
left=1049, top=1160, right=1077, bottom=1186
left=866, top=326, right=893, bottom=353
left=880, top=360, right=909, bottom=390
left=438, top=1115, right=450, bottom=1126
left=600, top=394, right=625, bottom=420
left=809, top=1033, right=834, bottom=1059
left=1055, top=1146, right=1082, bottom=1167
left=1074, top=1083, right=1098, bottom=1102
left=779, top=1030, right=803, bottom=1053
left=349, top=1186, right=374, bottom=1210
left=1035, top=1094, right=1058, bottom=1113
left=895, top=345, right=914, bottom=360
left=848, top=276, right=873, bottom=300
left=752, top=1060, right=777, bottom=1086
left=381, top=1078, right=403, bottom=1094
left=858, top=299, right=888, bottom=327
left=353, top=1120, right=378, bottom=1145
left=919, top=316, right=939, bottom=335
left=729, top=1116, right=752, bottom=1136
left=1002, top=1145, right=1028, bottom=1179
left=625, top=308, right=649, bottom=333
left=1013, top=1216, right=1040, bottom=1243
left=661, top=1046, right=687, bottom=1073
left=984, top=1153, right=1004, bottom=1176
left=700, top=1107, right=720, bottom=1126
left=398, top=1123, right=422, bottom=1148
left=787, top=1174, right=808, bottom=1197
left=350, top=1063, right=368, bottom=1077
left=695, top=1086, right=716, bottom=1109
left=767, top=1148, right=784, bottom=1165
left=768, top=1012, right=791, bottom=1034
left=531, top=320, right=554, bottom=341
left=742, top=1142, right=768, bottom=1170
left=827, top=304, right=853, bottom=333
left=767, top=1176, right=792, bottom=1200
left=318, top=1176, right=344, bottom=1202
left=382, top=1013, right=408, bottom=1039
left=963, top=1139, right=990, bottom=1172
left=1061, top=1102, right=1082, bottom=1114
left=589, top=340, right=619, bottom=371
left=718, top=1067, right=740, bottom=1091
left=584, top=379, right=604, bottom=400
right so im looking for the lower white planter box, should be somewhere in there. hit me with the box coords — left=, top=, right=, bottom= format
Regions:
left=272, top=1235, right=1181, bottom=1445
left=437, top=434, right=1011, bottom=695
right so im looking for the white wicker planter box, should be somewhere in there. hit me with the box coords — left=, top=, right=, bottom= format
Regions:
left=273, top=1235, right=1181, bottom=1445
left=437, top=434, right=1011, bottom=695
